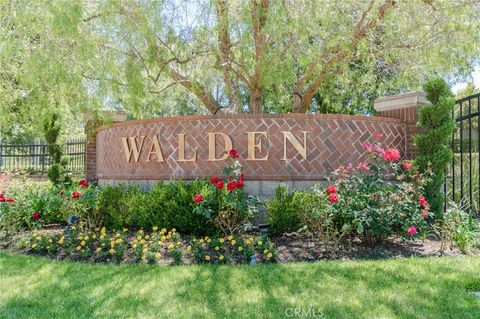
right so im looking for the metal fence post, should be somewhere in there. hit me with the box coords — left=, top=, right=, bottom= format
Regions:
left=41, top=144, right=47, bottom=174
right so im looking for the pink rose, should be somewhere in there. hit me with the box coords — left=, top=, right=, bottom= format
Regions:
left=383, top=148, right=400, bottom=162
left=401, top=161, right=412, bottom=170
left=407, top=226, right=417, bottom=236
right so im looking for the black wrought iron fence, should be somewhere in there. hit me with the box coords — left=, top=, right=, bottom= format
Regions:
left=447, top=93, right=480, bottom=215
left=0, top=139, right=85, bottom=174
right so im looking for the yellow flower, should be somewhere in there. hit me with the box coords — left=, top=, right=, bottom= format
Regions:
left=136, top=236, right=142, bottom=241
left=115, top=238, right=122, bottom=244
left=204, top=236, right=209, bottom=241
left=78, top=235, right=83, bottom=240
left=155, top=252, right=161, bottom=259
left=231, top=239, right=236, bottom=245
left=76, top=246, right=81, bottom=251
left=215, top=246, right=220, bottom=251
left=227, top=235, right=233, bottom=241
left=199, top=239, right=204, bottom=243
left=206, top=239, right=211, bottom=243
left=123, top=228, right=128, bottom=232
left=116, top=233, right=121, bottom=238
left=109, top=248, right=115, bottom=254
left=187, top=245, right=192, bottom=252
left=145, top=235, right=150, bottom=240
left=138, top=229, right=144, bottom=234
left=171, top=228, right=176, bottom=233
left=92, top=234, right=97, bottom=239
left=48, top=238, right=53, bottom=243
left=101, top=227, right=106, bottom=234
left=204, top=255, right=210, bottom=261
left=31, top=244, right=37, bottom=249
left=238, top=246, right=243, bottom=252
left=168, top=244, right=174, bottom=250
left=35, top=236, right=41, bottom=241
left=152, top=226, right=158, bottom=231
left=161, top=228, right=167, bottom=234
left=143, top=248, right=148, bottom=253
left=96, top=247, right=101, bottom=253
left=140, top=239, right=146, bottom=244
left=267, top=252, right=273, bottom=258
left=257, top=241, right=263, bottom=246
left=80, top=240, right=86, bottom=246
left=219, top=255, right=224, bottom=260
left=166, top=234, right=172, bottom=240
left=84, top=236, right=89, bottom=241
left=219, top=238, right=225, bottom=243
left=110, top=242, right=115, bottom=248
left=161, top=236, right=166, bottom=241
left=263, top=249, right=269, bottom=254
left=99, top=235, right=105, bottom=240
left=132, top=244, right=137, bottom=249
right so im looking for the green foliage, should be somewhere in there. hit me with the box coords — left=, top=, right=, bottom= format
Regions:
left=435, top=203, right=480, bottom=254
left=266, top=186, right=301, bottom=235
left=193, top=155, right=259, bottom=234
left=415, top=77, right=455, bottom=216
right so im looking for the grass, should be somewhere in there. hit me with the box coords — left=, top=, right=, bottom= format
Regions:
left=1, top=252, right=480, bottom=318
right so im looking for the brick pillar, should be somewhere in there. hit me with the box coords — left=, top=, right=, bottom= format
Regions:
left=85, top=111, right=127, bottom=183
left=374, top=92, right=430, bottom=159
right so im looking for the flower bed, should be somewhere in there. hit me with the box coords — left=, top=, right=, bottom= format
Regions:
left=1, top=133, right=479, bottom=263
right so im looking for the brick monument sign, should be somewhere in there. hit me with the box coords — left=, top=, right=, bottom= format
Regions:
left=86, top=92, right=428, bottom=197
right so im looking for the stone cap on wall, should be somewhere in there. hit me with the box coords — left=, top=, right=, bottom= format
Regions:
left=374, top=91, right=430, bottom=112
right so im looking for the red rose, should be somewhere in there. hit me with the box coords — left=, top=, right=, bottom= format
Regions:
left=240, top=173, right=245, bottom=182
left=228, top=149, right=239, bottom=158
left=71, top=191, right=82, bottom=199
left=6, top=197, right=14, bottom=203
left=326, top=185, right=336, bottom=194
left=32, top=212, right=41, bottom=220
left=236, top=180, right=244, bottom=188
left=328, top=193, right=339, bottom=203
left=216, top=181, right=224, bottom=190
left=374, top=133, right=383, bottom=139
left=401, top=161, right=412, bottom=170
left=0, top=193, right=4, bottom=199
left=193, top=194, right=204, bottom=203
left=407, top=225, right=417, bottom=236
left=0, top=194, right=5, bottom=202
left=210, top=176, right=220, bottom=184
left=78, top=180, right=89, bottom=188
left=227, top=181, right=237, bottom=191
left=383, top=148, right=400, bottom=162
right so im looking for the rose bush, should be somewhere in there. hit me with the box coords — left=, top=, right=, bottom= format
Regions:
left=308, top=133, right=431, bottom=244
left=193, top=149, right=259, bottom=234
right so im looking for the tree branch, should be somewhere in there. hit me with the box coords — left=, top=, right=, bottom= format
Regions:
left=293, top=0, right=396, bottom=113
left=215, top=0, right=242, bottom=113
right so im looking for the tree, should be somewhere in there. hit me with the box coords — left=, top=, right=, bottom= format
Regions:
left=1, top=0, right=480, bottom=136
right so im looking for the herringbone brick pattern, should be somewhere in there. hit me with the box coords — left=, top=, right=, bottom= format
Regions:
left=95, top=115, right=406, bottom=181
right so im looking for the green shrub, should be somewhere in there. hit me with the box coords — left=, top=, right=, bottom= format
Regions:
left=435, top=203, right=480, bottom=254
left=266, top=186, right=301, bottom=234
left=415, top=77, right=455, bottom=216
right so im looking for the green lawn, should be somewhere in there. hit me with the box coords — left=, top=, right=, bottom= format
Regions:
left=1, top=252, right=480, bottom=319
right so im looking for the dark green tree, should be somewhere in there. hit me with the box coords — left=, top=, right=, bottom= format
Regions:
left=415, top=77, right=455, bottom=216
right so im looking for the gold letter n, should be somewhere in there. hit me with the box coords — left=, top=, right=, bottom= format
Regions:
left=282, top=131, right=308, bottom=161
